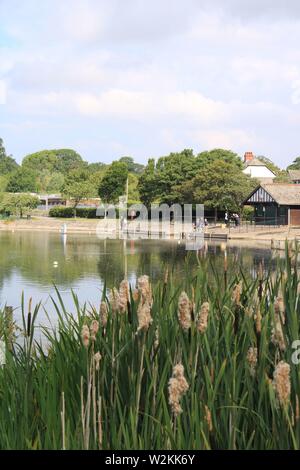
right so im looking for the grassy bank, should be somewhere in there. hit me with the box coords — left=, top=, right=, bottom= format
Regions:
left=0, top=245, right=300, bottom=450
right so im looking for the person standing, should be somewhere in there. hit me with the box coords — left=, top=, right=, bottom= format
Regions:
left=225, top=211, right=229, bottom=227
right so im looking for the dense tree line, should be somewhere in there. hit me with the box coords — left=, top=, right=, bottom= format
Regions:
left=2, top=136, right=300, bottom=218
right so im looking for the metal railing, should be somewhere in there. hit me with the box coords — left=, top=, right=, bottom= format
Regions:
left=202, top=216, right=286, bottom=233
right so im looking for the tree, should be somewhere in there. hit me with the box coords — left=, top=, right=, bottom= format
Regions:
left=138, top=158, right=158, bottom=207
left=138, top=150, right=200, bottom=206
left=128, top=173, right=140, bottom=203
left=138, top=148, right=243, bottom=207
left=0, top=138, right=19, bottom=175
left=22, top=149, right=86, bottom=175
left=6, top=168, right=38, bottom=193
left=287, top=156, right=300, bottom=171
left=88, top=162, right=107, bottom=174
left=178, top=160, right=258, bottom=220
left=119, top=156, right=145, bottom=174
left=156, top=149, right=200, bottom=204
left=62, top=169, right=93, bottom=215
left=196, top=148, right=243, bottom=170
left=98, top=161, right=128, bottom=203
left=273, top=171, right=290, bottom=183
left=0, top=193, right=39, bottom=218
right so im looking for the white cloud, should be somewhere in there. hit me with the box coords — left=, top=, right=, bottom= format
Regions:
left=2, top=0, right=300, bottom=165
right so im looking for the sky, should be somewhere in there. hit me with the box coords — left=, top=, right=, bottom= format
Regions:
left=1, top=0, right=300, bottom=167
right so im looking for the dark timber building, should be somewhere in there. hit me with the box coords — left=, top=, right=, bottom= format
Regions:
left=244, top=184, right=300, bottom=225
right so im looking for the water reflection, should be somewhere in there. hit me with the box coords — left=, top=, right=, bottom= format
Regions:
left=0, top=231, right=282, bottom=316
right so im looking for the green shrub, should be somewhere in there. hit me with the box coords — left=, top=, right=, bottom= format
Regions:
left=242, top=205, right=254, bottom=221
left=49, top=206, right=75, bottom=218
left=49, top=205, right=123, bottom=219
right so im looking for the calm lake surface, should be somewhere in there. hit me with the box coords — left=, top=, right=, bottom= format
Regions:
left=0, top=231, right=282, bottom=324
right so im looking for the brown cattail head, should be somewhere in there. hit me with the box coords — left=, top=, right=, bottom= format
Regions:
left=232, top=282, right=242, bottom=306
left=271, top=323, right=286, bottom=351
left=99, top=301, right=108, bottom=328
left=274, top=297, right=285, bottom=325
left=247, top=347, right=258, bottom=377
left=90, top=320, right=99, bottom=341
left=273, top=361, right=291, bottom=407
left=204, top=405, right=213, bottom=432
left=164, top=267, right=169, bottom=284
left=255, top=306, right=262, bottom=335
left=110, top=287, right=120, bottom=315
left=132, top=288, right=139, bottom=303
left=168, top=363, right=189, bottom=417
left=271, top=299, right=286, bottom=351
left=137, top=301, right=153, bottom=332
left=81, top=325, right=90, bottom=348
left=94, top=352, right=102, bottom=371
left=197, top=302, right=210, bottom=334
left=138, top=275, right=153, bottom=306
left=178, top=292, right=192, bottom=331
left=118, top=280, right=130, bottom=314
left=154, top=328, right=159, bottom=350
left=136, top=275, right=153, bottom=333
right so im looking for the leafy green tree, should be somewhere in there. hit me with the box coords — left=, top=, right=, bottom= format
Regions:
left=287, top=156, right=300, bottom=171
left=6, top=168, right=38, bottom=193
left=62, top=169, right=93, bottom=215
left=45, top=172, right=65, bottom=193
left=128, top=173, right=140, bottom=203
left=138, top=150, right=199, bottom=206
left=119, top=156, right=145, bottom=175
left=178, top=160, right=257, bottom=220
left=273, top=171, right=290, bottom=183
left=155, top=149, right=200, bottom=204
left=138, top=158, right=158, bottom=207
left=88, top=162, right=107, bottom=174
left=196, top=148, right=243, bottom=170
left=22, top=149, right=86, bottom=175
left=98, top=161, right=128, bottom=203
left=0, top=138, right=19, bottom=175
left=0, top=193, right=39, bottom=218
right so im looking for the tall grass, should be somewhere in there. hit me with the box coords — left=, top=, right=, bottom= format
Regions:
left=0, top=243, right=300, bottom=450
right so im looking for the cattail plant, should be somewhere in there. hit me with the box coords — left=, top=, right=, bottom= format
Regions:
left=204, top=405, right=213, bottom=432
left=137, top=301, right=153, bottom=332
left=109, top=287, right=120, bottom=315
left=196, top=302, right=209, bottom=334
left=246, top=347, right=258, bottom=377
left=168, top=363, right=189, bottom=417
left=232, top=282, right=242, bottom=334
left=118, top=280, right=130, bottom=314
left=177, top=292, right=192, bottom=331
left=138, top=275, right=153, bottom=306
left=273, top=361, right=291, bottom=407
left=271, top=297, right=286, bottom=351
left=90, top=320, right=99, bottom=342
left=99, top=301, right=108, bottom=328
left=81, top=325, right=90, bottom=349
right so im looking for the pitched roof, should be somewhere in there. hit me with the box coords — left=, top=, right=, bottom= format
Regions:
left=288, top=169, right=300, bottom=181
left=244, top=158, right=268, bottom=167
left=261, top=183, right=300, bottom=205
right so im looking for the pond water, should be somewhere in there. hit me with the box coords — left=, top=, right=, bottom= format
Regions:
left=0, top=231, right=281, bottom=324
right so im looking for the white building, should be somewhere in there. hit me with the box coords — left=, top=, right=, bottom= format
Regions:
left=242, top=152, right=276, bottom=183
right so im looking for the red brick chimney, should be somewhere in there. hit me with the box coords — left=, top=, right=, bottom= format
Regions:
left=244, top=151, right=254, bottom=163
